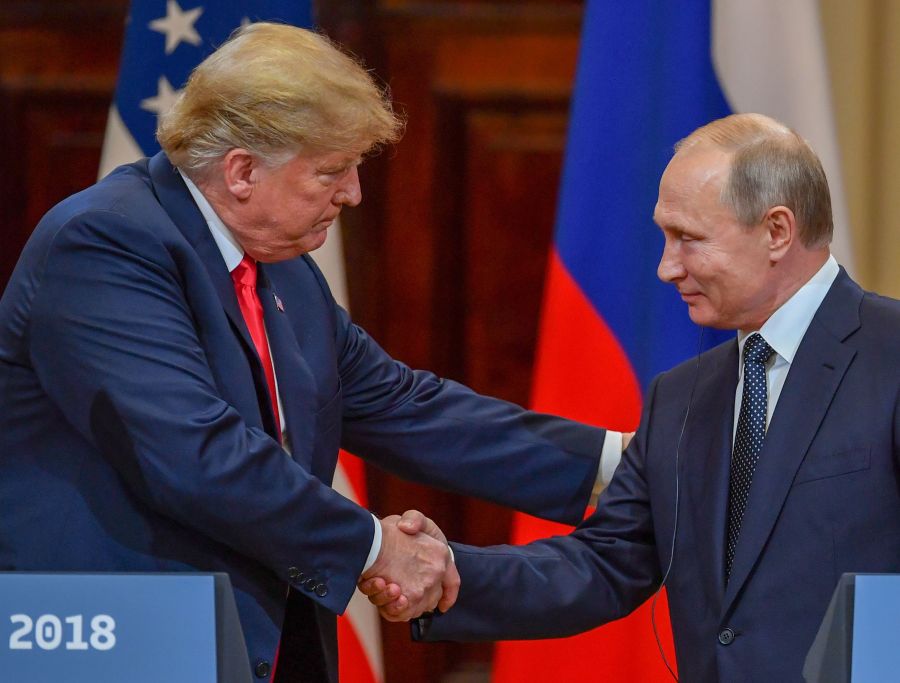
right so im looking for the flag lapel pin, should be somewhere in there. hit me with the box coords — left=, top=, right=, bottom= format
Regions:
left=273, top=293, right=285, bottom=312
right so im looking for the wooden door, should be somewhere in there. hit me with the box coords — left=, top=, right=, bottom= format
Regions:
left=320, top=2, right=583, bottom=680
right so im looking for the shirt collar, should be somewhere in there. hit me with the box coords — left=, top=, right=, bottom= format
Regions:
left=180, top=170, right=245, bottom=272
left=737, top=254, right=840, bottom=363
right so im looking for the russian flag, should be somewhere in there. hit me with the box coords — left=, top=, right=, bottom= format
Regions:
left=493, top=0, right=851, bottom=680
left=99, top=3, right=382, bottom=682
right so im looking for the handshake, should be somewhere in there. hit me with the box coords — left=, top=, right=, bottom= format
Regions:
left=358, top=511, right=459, bottom=622
left=356, top=432, right=636, bottom=621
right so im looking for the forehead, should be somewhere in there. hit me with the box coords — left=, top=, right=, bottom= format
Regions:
left=268, top=148, right=361, bottom=179
left=653, top=146, right=733, bottom=224
left=310, top=148, right=364, bottom=167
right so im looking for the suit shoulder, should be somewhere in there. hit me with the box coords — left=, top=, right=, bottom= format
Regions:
left=857, top=290, right=900, bottom=363
left=860, top=289, right=900, bottom=324
left=49, top=160, right=155, bottom=219
left=34, top=160, right=172, bottom=246
left=16, top=162, right=186, bottom=296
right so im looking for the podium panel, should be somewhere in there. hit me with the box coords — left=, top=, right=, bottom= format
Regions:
left=850, top=575, right=900, bottom=681
left=0, top=573, right=251, bottom=683
left=804, top=573, right=900, bottom=683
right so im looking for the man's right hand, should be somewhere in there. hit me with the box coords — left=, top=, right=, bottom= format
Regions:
left=359, top=513, right=459, bottom=622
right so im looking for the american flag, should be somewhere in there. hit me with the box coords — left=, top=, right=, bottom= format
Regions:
left=99, top=3, right=382, bottom=682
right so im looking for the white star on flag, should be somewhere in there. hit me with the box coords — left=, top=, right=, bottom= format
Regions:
left=140, top=76, right=180, bottom=115
left=149, top=0, right=204, bottom=55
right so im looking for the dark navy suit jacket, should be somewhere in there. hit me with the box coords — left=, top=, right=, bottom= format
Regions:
left=422, top=270, right=900, bottom=682
left=0, top=152, right=605, bottom=680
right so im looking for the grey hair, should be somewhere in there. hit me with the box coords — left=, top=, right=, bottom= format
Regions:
left=675, top=113, right=833, bottom=248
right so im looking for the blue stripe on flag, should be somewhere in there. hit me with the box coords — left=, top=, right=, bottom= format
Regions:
left=114, top=0, right=313, bottom=155
left=555, top=0, right=732, bottom=388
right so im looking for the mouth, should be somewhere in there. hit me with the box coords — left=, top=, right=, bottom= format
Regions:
left=318, top=215, right=339, bottom=229
left=312, top=219, right=334, bottom=232
left=679, top=291, right=703, bottom=303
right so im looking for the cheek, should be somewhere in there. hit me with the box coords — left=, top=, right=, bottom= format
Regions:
left=682, top=245, right=715, bottom=281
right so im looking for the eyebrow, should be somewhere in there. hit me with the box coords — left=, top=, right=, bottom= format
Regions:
left=319, top=157, right=362, bottom=173
left=655, top=220, right=695, bottom=237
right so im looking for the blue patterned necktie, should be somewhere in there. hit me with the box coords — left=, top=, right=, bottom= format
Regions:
left=726, top=332, right=775, bottom=578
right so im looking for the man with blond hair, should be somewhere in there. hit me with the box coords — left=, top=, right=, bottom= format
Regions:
left=401, top=113, right=900, bottom=681
left=0, top=23, right=626, bottom=682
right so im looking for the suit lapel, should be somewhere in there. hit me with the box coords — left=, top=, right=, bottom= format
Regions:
left=257, top=265, right=319, bottom=471
left=148, top=152, right=277, bottom=436
left=682, top=341, right=738, bottom=606
left=148, top=152, right=256, bottom=355
left=722, top=269, right=862, bottom=614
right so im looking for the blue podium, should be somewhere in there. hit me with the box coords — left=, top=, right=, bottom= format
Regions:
left=804, top=573, right=900, bottom=682
left=0, top=573, right=252, bottom=683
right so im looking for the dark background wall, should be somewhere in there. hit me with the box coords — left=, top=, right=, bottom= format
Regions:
left=0, top=1, right=582, bottom=680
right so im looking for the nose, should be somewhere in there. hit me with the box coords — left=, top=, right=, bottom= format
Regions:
left=334, top=165, right=362, bottom=207
left=656, top=237, right=686, bottom=283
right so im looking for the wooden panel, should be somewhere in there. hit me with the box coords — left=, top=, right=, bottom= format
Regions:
left=0, top=0, right=126, bottom=289
left=461, top=107, right=568, bottom=408
left=0, top=0, right=125, bottom=26
left=0, top=79, right=112, bottom=284
left=375, top=4, right=579, bottom=375
left=322, top=2, right=582, bottom=680
left=352, top=4, right=580, bottom=532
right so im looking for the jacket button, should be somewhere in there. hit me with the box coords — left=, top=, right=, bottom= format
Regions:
left=287, top=566, right=303, bottom=581
left=315, top=583, right=328, bottom=597
left=304, top=577, right=318, bottom=591
left=254, top=659, right=271, bottom=678
left=718, top=628, right=735, bottom=645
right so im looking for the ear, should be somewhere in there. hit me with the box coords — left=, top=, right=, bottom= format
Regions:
left=763, top=205, right=796, bottom=263
left=220, top=149, right=259, bottom=201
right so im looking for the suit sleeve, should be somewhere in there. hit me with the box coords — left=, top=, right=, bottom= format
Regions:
left=28, top=211, right=372, bottom=614
left=417, top=376, right=664, bottom=641
left=330, top=300, right=606, bottom=525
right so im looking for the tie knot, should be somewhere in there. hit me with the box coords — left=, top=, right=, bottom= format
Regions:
left=231, top=254, right=257, bottom=288
left=743, top=332, right=774, bottom=366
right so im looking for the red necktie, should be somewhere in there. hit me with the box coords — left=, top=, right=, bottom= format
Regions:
left=232, top=255, right=287, bottom=682
left=231, top=255, right=282, bottom=439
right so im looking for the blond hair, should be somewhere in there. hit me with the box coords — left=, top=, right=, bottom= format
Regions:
left=675, top=113, right=833, bottom=248
left=157, top=22, right=403, bottom=175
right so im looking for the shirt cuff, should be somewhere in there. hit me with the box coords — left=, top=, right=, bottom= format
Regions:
left=590, top=430, right=623, bottom=506
left=361, top=513, right=382, bottom=575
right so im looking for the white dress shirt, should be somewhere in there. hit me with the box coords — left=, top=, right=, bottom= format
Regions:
left=733, top=255, right=840, bottom=442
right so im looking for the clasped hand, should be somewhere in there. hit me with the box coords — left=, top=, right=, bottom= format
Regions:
left=358, top=510, right=458, bottom=622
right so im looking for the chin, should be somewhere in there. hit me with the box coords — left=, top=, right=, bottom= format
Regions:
left=687, top=306, right=725, bottom=329
left=304, top=231, right=329, bottom=253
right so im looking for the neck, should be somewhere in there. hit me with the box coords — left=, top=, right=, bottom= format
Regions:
left=740, top=247, right=830, bottom=333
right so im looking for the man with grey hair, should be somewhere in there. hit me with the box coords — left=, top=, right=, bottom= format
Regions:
left=0, top=23, right=626, bottom=683
left=395, top=113, right=900, bottom=681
